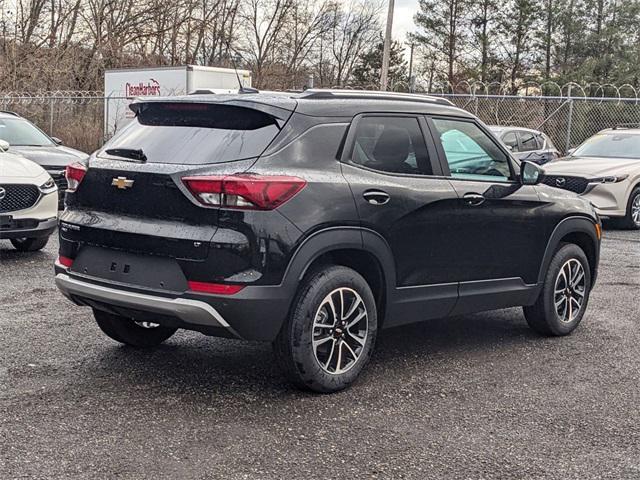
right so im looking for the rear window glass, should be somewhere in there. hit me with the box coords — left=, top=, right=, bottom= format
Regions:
left=102, top=103, right=280, bottom=164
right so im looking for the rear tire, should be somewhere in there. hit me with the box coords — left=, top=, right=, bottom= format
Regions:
left=93, top=309, right=177, bottom=348
left=523, top=243, right=591, bottom=336
left=10, top=236, right=49, bottom=252
left=613, top=187, right=640, bottom=230
left=274, top=266, right=378, bottom=393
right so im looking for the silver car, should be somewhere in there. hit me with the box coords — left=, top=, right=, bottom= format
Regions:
left=0, top=111, right=88, bottom=207
left=489, top=126, right=560, bottom=164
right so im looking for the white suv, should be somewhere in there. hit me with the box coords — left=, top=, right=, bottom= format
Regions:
left=0, top=140, right=58, bottom=251
left=544, top=127, right=640, bottom=229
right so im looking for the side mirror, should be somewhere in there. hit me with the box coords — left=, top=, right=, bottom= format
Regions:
left=520, top=161, right=544, bottom=186
left=505, top=144, right=513, bottom=151
left=51, top=136, right=64, bottom=146
left=566, top=147, right=576, bottom=156
left=0, top=139, right=9, bottom=152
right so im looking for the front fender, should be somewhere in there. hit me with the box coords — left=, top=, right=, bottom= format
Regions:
left=537, top=216, right=600, bottom=286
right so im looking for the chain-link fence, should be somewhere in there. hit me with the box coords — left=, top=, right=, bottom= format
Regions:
left=440, top=94, right=640, bottom=153
left=3, top=90, right=640, bottom=155
left=0, top=92, right=106, bottom=153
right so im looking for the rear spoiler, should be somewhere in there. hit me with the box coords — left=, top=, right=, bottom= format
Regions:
left=129, top=96, right=296, bottom=123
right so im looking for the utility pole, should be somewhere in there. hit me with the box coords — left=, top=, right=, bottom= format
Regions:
left=408, top=43, right=415, bottom=92
left=380, top=0, right=395, bottom=91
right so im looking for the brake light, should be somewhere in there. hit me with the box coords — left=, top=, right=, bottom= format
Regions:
left=182, top=174, right=306, bottom=210
left=187, top=281, right=244, bottom=295
left=58, top=256, right=74, bottom=268
left=65, top=163, right=87, bottom=192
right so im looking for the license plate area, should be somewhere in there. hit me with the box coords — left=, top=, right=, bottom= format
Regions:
left=71, top=246, right=188, bottom=292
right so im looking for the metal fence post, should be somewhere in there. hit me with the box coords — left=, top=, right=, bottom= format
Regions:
left=565, top=97, right=574, bottom=153
left=49, top=97, right=54, bottom=136
left=104, top=93, right=111, bottom=142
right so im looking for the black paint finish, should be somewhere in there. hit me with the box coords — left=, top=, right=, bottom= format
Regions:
left=57, top=93, right=601, bottom=341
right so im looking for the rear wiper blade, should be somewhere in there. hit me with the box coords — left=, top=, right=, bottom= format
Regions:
left=105, top=148, right=147, bottom=162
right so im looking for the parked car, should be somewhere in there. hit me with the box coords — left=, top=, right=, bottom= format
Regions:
left=543, top=127, right=640, bottom=229
left=0, top=139, right=58, bottom=250
left=489, top=126, right=560, bottom=164
left=0, top=111, right=88, bottom=208
left=54, top=90, right=601, bottom=392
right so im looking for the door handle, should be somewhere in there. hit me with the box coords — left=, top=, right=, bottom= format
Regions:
left=363, top=190, right=390, bottom=205
left=463, top=192, right=486, bottom=206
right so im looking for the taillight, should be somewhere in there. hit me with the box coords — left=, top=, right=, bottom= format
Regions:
left=182, top=174, right=306, bottom=210
left=187, top=281, right=244, bottom=295
left=65, top=163, right=87, bottom=192
left=57, top=256, right=74, bottom=268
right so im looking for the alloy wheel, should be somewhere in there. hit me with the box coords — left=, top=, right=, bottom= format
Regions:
left=312, top=288, right=368, bottom=375
left=632, top=193, right=640, bottom=225
left=554, top=259, right=586, bottom=323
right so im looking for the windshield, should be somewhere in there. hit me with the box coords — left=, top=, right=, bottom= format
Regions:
left=0, top=118, right=54, bottom=147
left=572, top=133, right=640, bottom=159
left=102, top=103, right=280, bottom=165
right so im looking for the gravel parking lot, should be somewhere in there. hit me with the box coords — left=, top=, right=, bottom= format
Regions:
left=1, top=230, right=639, bottom=479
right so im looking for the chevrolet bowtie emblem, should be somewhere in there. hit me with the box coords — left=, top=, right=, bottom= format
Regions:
left=112, top=177, right=134, bottom=189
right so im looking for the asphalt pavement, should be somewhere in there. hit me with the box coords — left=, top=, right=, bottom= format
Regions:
left=1, top=230, right=639, bottom=479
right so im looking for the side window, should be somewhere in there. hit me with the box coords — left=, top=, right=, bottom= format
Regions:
left=350, top=116, right=433, bottom=175
left=432, top=118, right=512, bottom=181
left=535, top=134, right=546, bottom=149
left=519, top=131, right=538, bottom=152
left=502, top=131, right=519, bottom=152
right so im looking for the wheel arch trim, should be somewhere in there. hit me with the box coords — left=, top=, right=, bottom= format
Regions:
left=538, top=216, right=600, bottom=285
left=281, top=227, right=396, bottom=313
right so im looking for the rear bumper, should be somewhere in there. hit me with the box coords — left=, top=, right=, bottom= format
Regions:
left=54, top=269, right=292, bottom=341
left=0, top=217, right=57, bottom=239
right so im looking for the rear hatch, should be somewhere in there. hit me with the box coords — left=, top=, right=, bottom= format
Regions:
left=62, top=98, right=294, bottom=266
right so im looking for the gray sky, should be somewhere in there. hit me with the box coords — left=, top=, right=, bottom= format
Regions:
left=390, top=0, right=419, bottom=44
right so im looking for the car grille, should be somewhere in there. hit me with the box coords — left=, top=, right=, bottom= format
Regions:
left=0, top=184, right=40, bottom=212
left=541, top=175, right=590, bottom=194
left=52, top=174, right=68, bottom=192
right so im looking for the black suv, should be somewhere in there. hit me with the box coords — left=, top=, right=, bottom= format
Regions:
left=54, top=90, right=601, bottom=392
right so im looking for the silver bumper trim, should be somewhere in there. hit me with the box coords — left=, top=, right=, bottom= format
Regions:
left=55, top=273, right=234, bottom=333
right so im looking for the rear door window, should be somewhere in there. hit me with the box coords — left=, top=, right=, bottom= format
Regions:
left=502, top=131, right=519, bottom=152
left=101, top=103, right=281, bottom=165
left=350, top=116, right=433, bottom=175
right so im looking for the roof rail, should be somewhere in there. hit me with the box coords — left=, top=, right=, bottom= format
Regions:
left=0, top=110, right=20, bottom=117
left=298, top=89, right=454, bottom=106
left=612, top=123, right=640, bottom=130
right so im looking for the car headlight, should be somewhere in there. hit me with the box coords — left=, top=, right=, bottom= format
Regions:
left=39, top=178, right=58, bottom=194
left=589, top=174, right=629, bottom=184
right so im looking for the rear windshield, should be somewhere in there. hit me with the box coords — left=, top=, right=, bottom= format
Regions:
left=102, top=103, right=280, bottom=164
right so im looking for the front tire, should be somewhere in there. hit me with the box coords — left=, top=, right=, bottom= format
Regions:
left=10, top=236, right=49, bottom=252
left=523, top=243, right=592, bottom=336
left=93, top=309, right=177, bottom=348
left=614, top=187, right=640, bottom=230
left=274, top=266, right=378, bottom=393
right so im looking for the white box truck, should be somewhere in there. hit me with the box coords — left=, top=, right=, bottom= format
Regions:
left=104, top=65, right=252, bottom=137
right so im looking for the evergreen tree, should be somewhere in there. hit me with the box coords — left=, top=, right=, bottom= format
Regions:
left=352, top=39, right=408, bottom=88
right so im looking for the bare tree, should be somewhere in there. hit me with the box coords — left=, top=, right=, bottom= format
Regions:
left=323, top=0, right=381, bottom=87
left=239, top=0, right=294, bottom=88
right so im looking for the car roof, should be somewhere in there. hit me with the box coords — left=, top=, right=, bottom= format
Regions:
left=599, top=127, right=640, bottom=134
left=130, top=90, right=474, bottom=119
left=0, top=111, right=22, bottom=119
left=488, top=125, right=542, bottom=135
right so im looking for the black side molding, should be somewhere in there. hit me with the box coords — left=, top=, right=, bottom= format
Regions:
left=537, top=216, right=600, bottom=286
